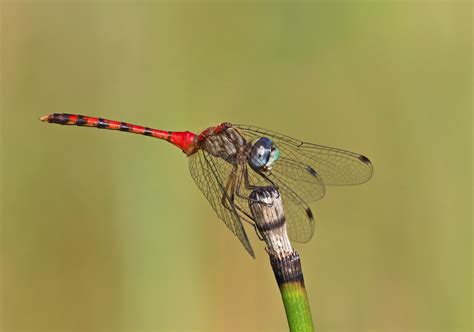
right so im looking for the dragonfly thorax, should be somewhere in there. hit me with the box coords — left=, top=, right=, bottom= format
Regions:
left=198, top=125, right=248, bottom=164
left=249, top=137, right=280, bottom=172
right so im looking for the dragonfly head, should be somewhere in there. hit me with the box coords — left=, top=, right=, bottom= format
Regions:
left=249, top=137, right=280, bottom=172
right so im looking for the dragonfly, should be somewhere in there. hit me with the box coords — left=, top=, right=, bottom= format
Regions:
left=40, top=113, right=373, bottom=257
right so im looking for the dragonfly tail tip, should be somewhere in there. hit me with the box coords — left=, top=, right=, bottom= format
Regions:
left=39, top=114, right=50, bottom=122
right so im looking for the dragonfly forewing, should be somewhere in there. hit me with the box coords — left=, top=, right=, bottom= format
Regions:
left=188, top=149, right=255, bottom=257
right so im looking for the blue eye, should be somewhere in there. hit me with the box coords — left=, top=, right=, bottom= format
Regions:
left=249, top=137, right=279, bottom=171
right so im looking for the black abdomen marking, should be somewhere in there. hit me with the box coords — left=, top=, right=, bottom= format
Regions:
left=97, top=118, right=108, bottom=129
left=119, top=122, right=130, bottom=131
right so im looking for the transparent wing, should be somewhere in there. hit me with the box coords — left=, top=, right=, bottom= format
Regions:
left=270, top=156, right=325, bottom=203
left=188, top=149, right=255, bottom=258
left=233, top=124, right=372, bottom=243
left=189, top=147, right=316, bottom=244
left=261, top=156, right=324, bottom=242
left=238, top=160, right=315, bottom=242
left=269, top=171, right=317, bottom=242
left=189, top=124, right=372, bottom=247
left=235, top=125, right=373, bottom=186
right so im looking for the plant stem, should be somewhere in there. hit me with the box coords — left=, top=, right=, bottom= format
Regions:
left=270, top=252, right=314, bottom=332
left=249, top=187, right=314, bottom=331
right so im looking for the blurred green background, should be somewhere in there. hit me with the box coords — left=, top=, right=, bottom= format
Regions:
left=1, top=1, right=471, bottom=331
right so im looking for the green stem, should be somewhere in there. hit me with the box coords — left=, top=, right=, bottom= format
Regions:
left=280, top=281, right=314, bottom=331
left=270, top=252, right=314, bottom=332
left=248, top=187, right=314, bottom=331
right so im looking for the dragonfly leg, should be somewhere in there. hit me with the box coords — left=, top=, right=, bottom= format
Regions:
left=252, top=223, right=265, bottom=241
left=235, top=167, right=270, bottom=205
left=242, top=166, right=260, bottom=191
left=251, top=170, right=281, bottom=199
left=243, top=165, right=278, bottom=192
left=234, top=166, right=251, bottom=200
left=220, top=166, right=258, bottom=228
left=219, top=165, right=253, bottom=217
left=228, top=167, right=258, bottom=221
left=221, top=164, right=238, bottom=209
left=238, top=166, right=275, bottom=206
left=233, top=169, right=267, bottom=241
left=218, top=165, right=268, bottom=242
left=232, top=204, right=257, bottom=226
left=221, top=166, right=256, bottom=218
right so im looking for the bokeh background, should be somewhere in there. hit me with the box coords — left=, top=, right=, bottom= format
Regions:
left=1, top=1, right=471, bottom=331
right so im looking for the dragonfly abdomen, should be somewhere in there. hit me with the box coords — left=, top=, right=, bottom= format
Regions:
left=40, top=113, right=197, bottom=154
left=40, top=113, right=164, bottom=136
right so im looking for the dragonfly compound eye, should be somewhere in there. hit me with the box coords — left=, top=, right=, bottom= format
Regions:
left=249, top=137, right=279, bottom=171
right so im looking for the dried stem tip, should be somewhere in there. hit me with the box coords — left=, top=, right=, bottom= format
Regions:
left=248, top=186, right=293, bottom=257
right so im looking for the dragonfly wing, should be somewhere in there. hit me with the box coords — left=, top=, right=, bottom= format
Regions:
left=270, top=172, right=317, bottom=242
left=256, top=156, right=323, bottom=242
left=270, top=156, right=326, bottom=203
left=188, top=149, right=255, bottom=258
left=234, top=124, right=372, bottom=243
left=235, top=125, right=373, bottom=186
